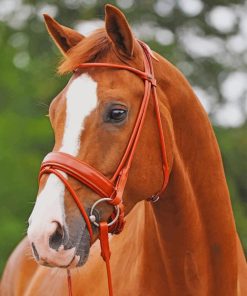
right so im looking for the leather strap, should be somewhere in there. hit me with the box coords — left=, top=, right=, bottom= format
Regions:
left=40, top=152, right=115, bottom=198
left=99, top=222, right=113, bottom=296
left=40, top=167, right=94, bottom=240
left=67, top=269, right=72, bottom=296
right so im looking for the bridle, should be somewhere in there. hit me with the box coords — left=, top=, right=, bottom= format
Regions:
left=39, top=41, right=170, bottom=296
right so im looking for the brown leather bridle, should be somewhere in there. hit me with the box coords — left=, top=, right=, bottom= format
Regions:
left=39, top=41, right=170, bottom=296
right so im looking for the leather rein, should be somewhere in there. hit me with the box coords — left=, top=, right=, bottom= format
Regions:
left=39, top=41, right=170, bottom=296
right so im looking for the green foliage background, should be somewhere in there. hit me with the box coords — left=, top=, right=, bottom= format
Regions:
left=0, top=0, right=246, bottom=274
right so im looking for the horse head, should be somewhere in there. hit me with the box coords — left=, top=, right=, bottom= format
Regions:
left=27, top=5, right=173, bottom=269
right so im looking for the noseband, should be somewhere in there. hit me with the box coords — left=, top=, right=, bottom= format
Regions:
left=39, top=41, right=170, bottom=296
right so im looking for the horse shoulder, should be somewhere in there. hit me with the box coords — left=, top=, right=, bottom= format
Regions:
left=1, top=237, right=38, bottom=296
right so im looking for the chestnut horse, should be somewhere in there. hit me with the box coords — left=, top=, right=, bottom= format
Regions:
left=1, top=4, right=246, bottom=296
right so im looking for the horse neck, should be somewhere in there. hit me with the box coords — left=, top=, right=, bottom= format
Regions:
left=146, top=58, right=239, bottom=294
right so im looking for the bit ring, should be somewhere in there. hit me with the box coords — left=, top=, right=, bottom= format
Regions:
left=89, top=197, right=120, bottom=227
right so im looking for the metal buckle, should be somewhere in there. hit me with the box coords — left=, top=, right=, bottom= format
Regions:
left=89, top=197, right=120, bottom=227
left=147, top=195, right=160, bottom=203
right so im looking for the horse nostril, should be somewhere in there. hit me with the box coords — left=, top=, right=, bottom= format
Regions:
left=49, top=222, right=64, bottom=250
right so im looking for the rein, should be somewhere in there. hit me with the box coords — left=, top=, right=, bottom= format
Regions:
left=39, top=41, right=170, bottom=296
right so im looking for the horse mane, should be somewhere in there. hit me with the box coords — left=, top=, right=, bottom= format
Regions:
left=58, top=28, right=112, bottom=74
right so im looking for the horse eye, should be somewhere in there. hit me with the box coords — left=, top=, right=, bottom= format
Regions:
left=107, top=108, right=127, bottom=123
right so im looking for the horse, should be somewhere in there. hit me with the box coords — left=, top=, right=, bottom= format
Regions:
left=1, top=4, right=246, bottom=296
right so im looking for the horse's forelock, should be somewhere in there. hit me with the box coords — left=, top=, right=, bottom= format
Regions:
left=58, top=28, right=112, bottom=74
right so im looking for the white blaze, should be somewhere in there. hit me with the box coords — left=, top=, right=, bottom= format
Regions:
left=28, top=74, right=98, bottom=252
left=60, top=74, right=98, bottom=156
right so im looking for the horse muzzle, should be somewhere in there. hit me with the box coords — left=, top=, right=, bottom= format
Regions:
left=27, top=215, right=91, bottom=268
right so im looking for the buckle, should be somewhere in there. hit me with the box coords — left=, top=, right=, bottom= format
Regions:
left=147, top=194, right=160, bottom=203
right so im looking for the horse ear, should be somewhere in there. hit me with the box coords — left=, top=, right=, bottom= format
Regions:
left=105, top=4, right=134, bottom=58
left=43, top=14, right=85, bottom=56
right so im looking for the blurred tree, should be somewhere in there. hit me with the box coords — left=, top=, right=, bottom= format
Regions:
left=215, top=126, right=247, bottom=253
left=0, top=0, right=246, bottom=273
